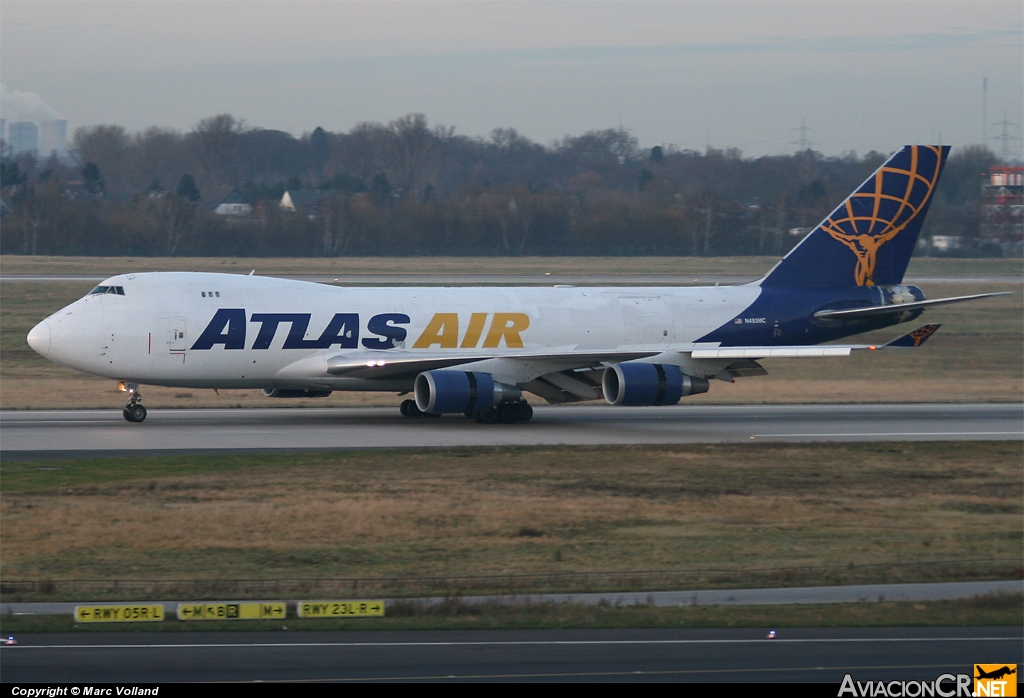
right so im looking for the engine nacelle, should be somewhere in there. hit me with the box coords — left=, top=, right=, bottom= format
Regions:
left=414, top=370, right=521, bottom=414
left=262, top=388, right=332, bottom=398
left=602, top=363, right=709, bottom=406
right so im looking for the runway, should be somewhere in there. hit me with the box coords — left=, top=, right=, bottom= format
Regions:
left=2, top=627, right=1020, bottom=682
left=1, top=403, right=1021, bottom=458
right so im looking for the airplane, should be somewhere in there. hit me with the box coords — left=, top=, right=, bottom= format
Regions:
left=975, top=666, right=1017, bottom=681
left=26, top=145, right=1006, bottom=424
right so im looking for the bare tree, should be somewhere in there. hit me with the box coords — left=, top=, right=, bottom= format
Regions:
left=156, top=194, right=194, bottom=255
left=387, top=114, right=435, bottom=200
left=187, top=114, right=246, bottom=190
left=71, top=125, right=131, bottom=190
left=133, top=127, right=186, bottom=192
left=318, top=192, right=351, bottom=256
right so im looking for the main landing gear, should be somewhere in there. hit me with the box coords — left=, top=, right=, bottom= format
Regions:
left=471, top=399, right=533, bottom=424
left=400, top=398, right=533, bottom=424
left=400, top=399, right=437, bottom=418
left=121, top=383, right=147, bottom=423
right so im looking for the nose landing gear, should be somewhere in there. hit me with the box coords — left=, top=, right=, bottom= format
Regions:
left=121, top=383, right=147, bottom=423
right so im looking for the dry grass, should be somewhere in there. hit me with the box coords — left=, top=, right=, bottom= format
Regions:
left=2, top=254, right=1021, bottom=278
left=2, top=443, right=1020, bottom=582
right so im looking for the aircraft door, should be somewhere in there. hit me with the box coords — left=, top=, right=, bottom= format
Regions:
left=166, top=317, right=187, bottom=354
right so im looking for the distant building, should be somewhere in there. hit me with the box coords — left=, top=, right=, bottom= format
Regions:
left=930, top=235, right=962, bottom=252
left=280, top=190, right=326, bottom=216
left=39, top=120, right=68, bottom=157
left=201, top=187, right=253, bottom=217
left=8, top=122, right=39, bottom=156
left=980, top=166, right=1023, bottom=254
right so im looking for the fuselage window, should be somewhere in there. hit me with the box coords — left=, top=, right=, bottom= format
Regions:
left=215, top=292, right=220, bottom=297
left=202, top=292, right=206, bottom=297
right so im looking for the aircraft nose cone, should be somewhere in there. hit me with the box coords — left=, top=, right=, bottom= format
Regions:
left=27, top=320, right=51, bottom=357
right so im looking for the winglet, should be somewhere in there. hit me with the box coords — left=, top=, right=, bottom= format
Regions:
left=883, top=324, right=941, bottom=348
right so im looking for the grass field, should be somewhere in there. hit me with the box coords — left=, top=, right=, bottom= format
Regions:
left=2, top=278, right=1019, bottom=409
left=2, top=443, right=1020, bottom=599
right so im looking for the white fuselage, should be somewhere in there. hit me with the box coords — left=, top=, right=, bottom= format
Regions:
left=31, top=272, right=760, bottom=391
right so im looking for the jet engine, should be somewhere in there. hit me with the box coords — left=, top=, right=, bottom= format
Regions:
left=262, top=388, right=332, bottom=398
left=414, top=370, right=521, bottom=414
left=602, top=363, right=709, bottom=406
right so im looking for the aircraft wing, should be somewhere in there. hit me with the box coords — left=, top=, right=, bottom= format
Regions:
left=328, top=324, right=942, bottom=381
left=325, top=348, right=660, bottom=380
left=813, top=292, right=1009, bottom=320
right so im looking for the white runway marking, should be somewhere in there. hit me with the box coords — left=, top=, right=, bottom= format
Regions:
left=3, top=636, right=1014, bottom=651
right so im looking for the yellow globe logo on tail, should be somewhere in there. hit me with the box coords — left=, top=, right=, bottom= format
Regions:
left=821, top=146, right=944, bottom=286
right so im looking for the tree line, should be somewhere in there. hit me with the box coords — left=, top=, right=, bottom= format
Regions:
left=0, top=113, right=1006, bottom=257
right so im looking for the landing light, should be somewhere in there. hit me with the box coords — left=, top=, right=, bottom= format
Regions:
left=868, top=345, right=878, bottom=351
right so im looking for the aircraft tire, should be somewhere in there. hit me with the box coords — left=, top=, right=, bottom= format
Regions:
left=498, top=403, right=520, bottom=424
left=400, top=399, right=420, bottom=418
left=122, top=408, right=131, bottom=422
left=127, top=405, right=147, bottom=423
left=477, top=408, right=498, bottom=424
left=517, top=403, right=534, bottom=422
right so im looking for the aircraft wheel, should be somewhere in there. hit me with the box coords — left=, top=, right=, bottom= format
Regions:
left=400, top=399, right=421, bottom=418
left=123, top=407, right=132, bottom=422
left=516, top=403, right=534, bottom=423
left=498, top=403, right=520, bottom=424
left=477, top=408, right=498, bottom=424
left=127, top=405, right=147, bottom=423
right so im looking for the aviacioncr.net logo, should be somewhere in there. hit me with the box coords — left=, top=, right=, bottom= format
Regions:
left=838, top=673, right=973, bottom=697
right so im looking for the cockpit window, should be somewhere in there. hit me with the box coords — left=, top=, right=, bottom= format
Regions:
left=89, top=285, right=125, bottom=296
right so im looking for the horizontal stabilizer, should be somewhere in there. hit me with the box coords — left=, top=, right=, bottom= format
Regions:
left=813, top=292, right=1010, bottom=320
left=883, top=324, right=941, bottom=347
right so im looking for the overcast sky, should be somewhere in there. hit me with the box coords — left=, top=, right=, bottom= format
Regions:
left=2, top=1, right=1022, bottom=158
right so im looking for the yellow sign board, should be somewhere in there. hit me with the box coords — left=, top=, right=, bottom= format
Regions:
left=176, top=603, right=287, bottom=621
left=75, top=605, right=165, bottom=622
left=297, top=600, right=385, bottom=618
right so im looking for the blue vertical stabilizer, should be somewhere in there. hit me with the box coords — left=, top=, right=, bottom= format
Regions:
left=761, top=145, right=949, bottom=288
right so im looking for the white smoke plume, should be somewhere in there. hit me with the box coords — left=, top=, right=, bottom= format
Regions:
left=0, top=84, right=62, bottom=123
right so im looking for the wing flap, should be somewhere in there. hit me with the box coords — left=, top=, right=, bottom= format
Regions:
left=689, top=324, right=942, bottom=360
left=813, top=292, right=1009, bottom=320
left=691, top=346, right=852, bottom=359
left=325, top=349, right=659, bottom=380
